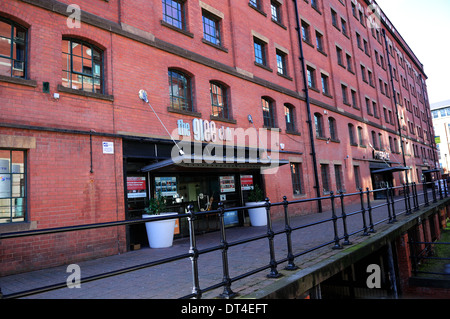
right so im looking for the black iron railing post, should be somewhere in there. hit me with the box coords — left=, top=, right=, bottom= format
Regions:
left=330, top=192, right=342, bottom=250
left=339, top=191, right=351, bottom=245
left=412, top=183, right=419, bottom=211
left=404, top=184, right=411, bottom=216
left=444, top=179, right=448, bottom=198
left=187, top=204, right=201, bottom=299
left=359, top=188, right=369, bottom=236
left=439, top=179, right=443, bottom=200
left=389, top=186, right=397, bottom=222
left=218, top=202, right=237, bottom=299
left=386, top=186, right=393, bottom=224
left=283, top=196, right=298, bottom=271
left=423, top=181, right=429, bottom=206
left=265, top=198, right=281, bottom=278
left=366, top=188, right=375, bottom=233
left=432, top=181, right=437, bottom=203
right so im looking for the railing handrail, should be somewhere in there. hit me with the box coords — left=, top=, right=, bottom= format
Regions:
left=0, top=179, right=448, bottom=299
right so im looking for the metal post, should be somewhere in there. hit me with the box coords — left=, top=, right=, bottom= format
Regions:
left=187, top=204, right=201, bottom=299
left=340, top=191, right=351, bottom=245
left=389, top=186, right=397, bottom=222
left=283, top=196, right=298, bottom=270
left=387, top=242, right=399, bottom=299
left=366, top=187, right=375, bottom=233
left=404, top=184, right=411, bottom=215
left=217, top=202, right=237, bottom=299
left=386, top=186, right=393, bottom=224
left=330, top=192, right=342, bottom=249
left=432, top=180, right=437, bottom=203
left=265, top=198, right=281, bottom=278
left=413, top=183, right=419, bottom=211
left=444, top=179, right=448, bottom=198
left=359, top=188, right=369, bottom=236
left=423, top=181, right=429, bottom=206
left=438, top=179, right=443, bottom=200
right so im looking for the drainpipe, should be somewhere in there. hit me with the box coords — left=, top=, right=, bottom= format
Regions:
left=292, top=0, right=322, bottom=212
left=382, top=29, right=409, bottom=187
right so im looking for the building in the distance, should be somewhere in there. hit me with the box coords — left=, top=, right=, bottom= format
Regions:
left=431, top=100, right=450, bottom=175
left=0, top=0, right=437, bottom=275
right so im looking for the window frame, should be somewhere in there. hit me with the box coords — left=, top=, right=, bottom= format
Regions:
left=61, top=38, right=104, bottom=94
left=168, top=68, right=193, bottom=112
left=254, top=37, right=267, bottom=66
left=0, top=17, right=27, bottom=79
left=262, top=97, right=276, bottom=128
left=210, top=81, right=229, bottom=119
left=0, top=149, right=27, bottom=224
left=290, top=162, right=305, bottom=195
left=162, top=0, right=186, bottom=30
left=202, top=10, right=221, bottom=46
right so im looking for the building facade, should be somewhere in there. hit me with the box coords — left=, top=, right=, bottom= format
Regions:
left=431, top=100, right=450, bottom=175
left=0, top=0, right=437, bottom=275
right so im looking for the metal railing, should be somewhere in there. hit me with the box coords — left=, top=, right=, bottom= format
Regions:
left=0, top=179, right=448, bottom=299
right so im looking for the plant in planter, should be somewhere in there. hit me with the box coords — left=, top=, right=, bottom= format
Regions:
left=142, top=192, right=177, bottom=248
left=245, top=185, right=267, bottom=226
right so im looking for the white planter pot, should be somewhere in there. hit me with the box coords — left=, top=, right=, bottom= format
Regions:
left=142, top=212, right=177, bottom=248
left=245, top=202, right=267, bottom=226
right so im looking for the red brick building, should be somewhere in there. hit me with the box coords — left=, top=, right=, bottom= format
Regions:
left=0, top=0, right=436, bottom=275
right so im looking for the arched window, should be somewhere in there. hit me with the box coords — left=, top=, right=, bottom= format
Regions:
left=284, top=103, right=296, bottom=132
left=348, top=124, right=356, bottom=145
left=262, top=97, right=276, bottom=128
left=328, top=117, right=338, bottom=140
left=168, top=69, right=192, bottom=112
left=62, top=38, right=103, bottom=93
left=210, top=81, right=229, bottom=119
left=0, top=17, right=27, bottom=78
left=314, top=113, right=324, bottom=138
left=371, top=131, right=378, bottom=150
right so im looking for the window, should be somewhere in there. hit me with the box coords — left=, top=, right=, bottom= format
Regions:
left=314, top=113, right=324, bottom=138
left=321, top=73, right=330, bottom=95
left=0, top=150, right=26, bottom=224
left=316, top=31, right=324, bottom=52
left=210, top=81, right=229, bottom=119
left=334, top=164, right=344, bottom=193
left=249, top=0, right=260, bottom=10
left=360, top=65, right=367, bottom=82
left=168, top=69, right=192, bottom=111
left=356, top=32, right=362, bottom=49
left=346, top=53, right=353, bottom=72
left=271, top=1, right=282, bottom=23
left=290, top=163, right=304, bottom=195
left=348, top=124, right=356, bottom=145
left=285, top=103, right=296, bottom=132
left=371, top=131, right=378, bottom=150
left=0, top=18, right=26, bottom=78
left=365, top=97, right=372, bottom=115
left=162, top=0, right=186, bottom=30
left=336, top=46, right=343, bottom=66
left=329, top=117, right=338, bottom=141
left=254, top=37, right=267, bottom=66
left=311, top=0, right=319, bottom=10
left=262, top=97, right=276, bottom=128
left=62, top=38, right=103, bottom=93
left=276, top=50, right=287, bottom=76
left=331, top=9, right=339, bottom=28
left=341, top=18, right=348, bottom=36
left=202, top=11, right=221, bottom=45
left=351, top=90, right=358, bottom=108
left=307, top=66, right=316, bottom=89
left=378, top=133, right=384, bottom=150
left=372, top=101, right=378, bottom=117
left=341, top=84, right=349, bottom=104
left=357, top=126, right=364, bottom=146
left=321, top=164, right=330, bottom=194
left=354, top=166, right=361, bottom=190
left=301, top=21, right=311, bottom=43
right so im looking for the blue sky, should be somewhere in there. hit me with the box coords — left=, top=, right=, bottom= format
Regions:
left=375, top=0, right=450, bottom=104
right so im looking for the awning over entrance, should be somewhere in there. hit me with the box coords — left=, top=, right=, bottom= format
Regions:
left=140, top=154, right=289, bottom=172
left=371, top=166, right=410, bottom=174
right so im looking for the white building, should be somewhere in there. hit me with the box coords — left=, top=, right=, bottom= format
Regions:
left=431, top=100, right=450, bottom=174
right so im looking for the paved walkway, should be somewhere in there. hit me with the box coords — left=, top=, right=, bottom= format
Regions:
left=0, top=189, right=443, bottom=299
